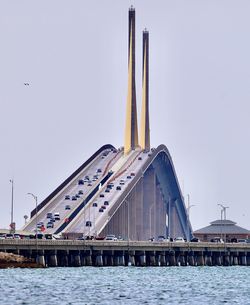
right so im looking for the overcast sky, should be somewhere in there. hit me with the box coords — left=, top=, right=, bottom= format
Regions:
left=1, top=0, right=250, bottom=231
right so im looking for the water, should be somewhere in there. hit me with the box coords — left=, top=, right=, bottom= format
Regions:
left=0, top=267, right=249, bottom=305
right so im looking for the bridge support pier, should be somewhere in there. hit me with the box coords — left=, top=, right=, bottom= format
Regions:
left=240, top=252, right=247, bottom=266
left=223, top=252, right=230, bottom=266
left=119, top=252, right=125, bottom=266
left=196, top=251, right=204, bottom=266
left=159, top=252, right=166, bottom=266
left=233, top=252, right=239, bottom=266
left=168, top=250, right=176, bottom=266
left=215, top=253, right=222, bottom=266
left=48, top=250, right=58, bottom=267
left=148, top=251, right=156, bottom=266
left=128, top=251, right=135, bottom=266
left=60, top=252, right=69, bottom=267
left=205, top=252, right=212, bottom=266
left=179, top=252, right=186, bottom=266
left=73, top=251, right=81, bottom=267
left=139, top=252, right=146, bottom=267
left=85, top=251, right=92, bottom=266
left=37, top=250, right=45, bottom=267
left=95, top=251, right=103, bottom=267
left=246, top=253, right=250, bottom=266
left=187, top=251, right=195, bottom=266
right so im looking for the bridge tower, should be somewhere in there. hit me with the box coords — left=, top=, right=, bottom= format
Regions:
left=140, top=29, right=150, bottom=151
left=124, top=6, right=139, bottom=155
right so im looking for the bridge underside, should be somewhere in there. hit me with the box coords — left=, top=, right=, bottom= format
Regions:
left=101, top=145, right=192, bottom=240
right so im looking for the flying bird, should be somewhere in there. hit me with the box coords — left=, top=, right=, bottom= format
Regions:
left=24, top=83, right=30, bottom=86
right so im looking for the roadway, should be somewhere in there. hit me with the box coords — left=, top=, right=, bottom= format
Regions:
left=23, top=147, right=122, bottom=234
left=64, top=148, right=152, bottom=236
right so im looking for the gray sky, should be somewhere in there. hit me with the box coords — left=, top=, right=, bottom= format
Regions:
left=1, top=0, right=250, bottom=231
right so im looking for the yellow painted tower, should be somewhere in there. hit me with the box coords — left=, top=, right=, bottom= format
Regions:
left=140, top=29, right=150, bottom=151
left=124, top=7, right=139, bottom=155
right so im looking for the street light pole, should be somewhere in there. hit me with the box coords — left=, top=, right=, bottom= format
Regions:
left=9, top=179, right=14, bottom=233
left=27, top=193, right=38, bottom=262
left=186, top=194, right=195, bottom=241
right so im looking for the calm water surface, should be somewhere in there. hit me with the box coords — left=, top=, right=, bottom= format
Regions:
left=0, top=267, right=249, bottom=305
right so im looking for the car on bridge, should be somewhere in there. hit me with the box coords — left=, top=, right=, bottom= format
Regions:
left=100, top=194, right=104, bottom=198
left=99, top=208, right=104, bottom=213
left=47, top=212, right=53, bottom=218
left=116, top=186, right=121, bottom=190
left=47, top=222, right=54, bottom=229
left=78, top=179, right=84, bottom=185
left=85, top=221, right=92, bottom=227
left=105, top=234, right=117, bottom=241
left=174, top=237, right=185, bottom=242
left=78, top=190, right=84, bottom=195
left=92, top=202, right=98, bottom=207
left=65, top=205, right=71, bottom=210
left=54, top=213, right=60, bottom=221
left=104, top=201, right=109, bottom=206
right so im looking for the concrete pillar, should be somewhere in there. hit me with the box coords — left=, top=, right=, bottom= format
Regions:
left=187, top=251, right=195, bottom=266
left=179, top=252, right=186, bottom=266
left=85, top=251, right=92, bottom=266
left=215, top=253, right=222, bottom=266
left=223, top=252, right=230, bottom=266
left=113, top=253, right=119, bottom=266
left=95, top=251, right=103, bottom=267
left=246, top=253, right=250, bottom=266
left=149, top=251, right=156, bottom=266
left=73, top=252, right=81, bottom=267
left=119, top=254, right=125, bottom=266
left=160, top=252, right=166, bottom=266
left=240, top=252, right=247, bottom=266
left=48, top=251, right=58, bottom=267
left=165, top=253, right=170, bottom=266
left=139, top=252, right=146, bottom=267
left=168, top=250, right=176, bottom=266
left=107, top=255, right=114, bottom=266
left=205, top=252, right=212, bottom=266
left=128, top=251, right=135, bottom=266
left=103, top=256, right=108, bottom=266
left=37, top=250, right=45, bottom=267
left=230, top=255, right=234, bottom=266
left=61, top=254, right=69, bottom=267
left=196, top=251, right=204, bottom=266
left=233, top=253, right=239, bottom=266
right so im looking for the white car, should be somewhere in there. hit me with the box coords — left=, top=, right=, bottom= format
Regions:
left=105, top=234, right=117, bottom=241
left=174, top=237, right=185, bottom=243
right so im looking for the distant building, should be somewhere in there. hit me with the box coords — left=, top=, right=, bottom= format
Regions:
left=193, top=220, right=250, bottom=242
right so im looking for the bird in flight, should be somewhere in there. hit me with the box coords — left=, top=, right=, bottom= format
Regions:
left=24, top=83, right=30, bottom=86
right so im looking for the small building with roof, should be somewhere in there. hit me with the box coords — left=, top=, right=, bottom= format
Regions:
left=193, top=219, right=250, bottom=242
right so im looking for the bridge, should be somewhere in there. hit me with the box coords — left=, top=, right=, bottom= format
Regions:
left=1, top=239, right=250, bottom=267
left=23, top=7, right=192, bottom=241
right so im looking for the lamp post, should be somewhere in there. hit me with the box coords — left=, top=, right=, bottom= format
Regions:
left=9, top=179, right=14, bottom=233
left=24, top=215, right=28, bottom=225
left=186, top=194, right=195, bottom=241
left=27, top=193, right=38, bottom=262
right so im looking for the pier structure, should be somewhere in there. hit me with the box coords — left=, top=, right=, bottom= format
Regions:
left=1, top=240, right=250, bottom=267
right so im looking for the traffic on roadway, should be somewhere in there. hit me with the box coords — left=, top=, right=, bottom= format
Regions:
left=23, top=147, right=122, bottom=235
left=64, top=148, right=153, bottom=236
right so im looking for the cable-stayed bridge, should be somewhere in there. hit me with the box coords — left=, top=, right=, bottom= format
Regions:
left=23, top=7, right=193, bottom=241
